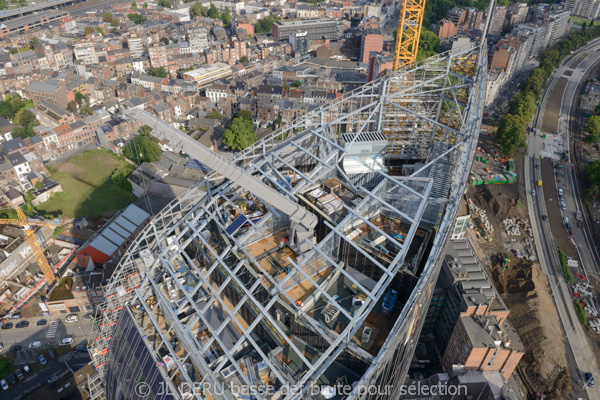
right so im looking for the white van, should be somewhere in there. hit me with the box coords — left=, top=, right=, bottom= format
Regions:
left=28, top=341, right=42, bottom=349
left=59, top=337, right=73, bottom=346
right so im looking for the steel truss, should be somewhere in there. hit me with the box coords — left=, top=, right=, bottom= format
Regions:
left=89, top=44, right=486, bottom=400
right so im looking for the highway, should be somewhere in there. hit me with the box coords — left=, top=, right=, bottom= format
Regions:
left=525, top=38, right=600, bottom=400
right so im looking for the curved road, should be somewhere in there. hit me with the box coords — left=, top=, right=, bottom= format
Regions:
left=526, top=38, right=600, bottom=400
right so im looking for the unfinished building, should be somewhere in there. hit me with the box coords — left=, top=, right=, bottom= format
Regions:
left=88, top=44, right=487, bottom=400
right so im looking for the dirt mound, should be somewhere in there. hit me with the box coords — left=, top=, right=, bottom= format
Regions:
left=488, top=257, right=572, bottom=399
left=470, top=185, right=522, bottom=224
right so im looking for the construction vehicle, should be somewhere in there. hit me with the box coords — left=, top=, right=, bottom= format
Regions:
left=381, top=289, right=398, bottom=316
left=502, top=258, right=511, bottom=274
left=0, top=207, right=63, bottom=285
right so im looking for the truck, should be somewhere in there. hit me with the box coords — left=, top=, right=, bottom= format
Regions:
left=576, top=211, right=583, bottom=228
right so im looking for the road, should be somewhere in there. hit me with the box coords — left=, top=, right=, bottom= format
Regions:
left=0, top=312, right=95, bottom=353
left=525, top=38, right=600, bottom=400
left=0, top=352, right=90, bottom=400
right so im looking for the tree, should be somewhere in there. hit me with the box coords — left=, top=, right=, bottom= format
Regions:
left=191, top=1, right=207, bottom=18
left=8, top=48, right=18, bottom=55
left=223, top=111, right=256, bottom=150
left=582, top=21, right=588, bottom=30
left=68, top=100, right=78, bottom=114
left=131, top=1, right=137, bottom=9
left=140, top=124, right=153, bottom=135
left=9, top=94, right=23, bottom=114
left=143, top=2, right=148, bottom=8
left=0, top=102, right=13, bottom=119
left=586, top=133, right=600, bottom=144
left=75, top=91, right=84, bottom=105
left=102, top=12, right=114, bottom=22
left=158, top=0, right=172, bottom=8
left=123, top=131, right=162, bottom=164
left=587, top=159, right=600, bottom=184
left=160, top=37, right=169, bottom=45
left=96, top=27, right=104, bottom=35
left=254, top=15, right=277, bottom=34
left=208, top=3, right=220, bottom=19
left=14, top=109, right=36, bottom=127
left=283, top=83, right=290, bottom=90
left=111, top=165, right=134, bottom=191
left=127, top=13, right=147, bottom=25
left=221, top=6, right=231, bottom=26
left=84, top=26, right=95, bottom=36
left=508, top=91, right=536, bottom=118
left=495, top=113, right=527, bottom=156
left=416, top=28, right=440, bottom=62
left=28, top=37, right=39, bottom=49
left=148, top=66, right=168, bottom=78
left=588, top=115, right=600, bottom=135
left=239, top=55, right=249, bottom=63
left=292, top=81, right=302, bottom=87
left=207, top=109, right=224, bottom=121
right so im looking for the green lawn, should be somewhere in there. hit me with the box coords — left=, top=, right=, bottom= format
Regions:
left=36, top=149, right=135, bottom=218
left=571, top=17, right=593, bottom=26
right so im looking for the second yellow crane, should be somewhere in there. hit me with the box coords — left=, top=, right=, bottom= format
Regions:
left=0, top=208, right=62, bottom=285
left=393, top=0, right=427, bottom=71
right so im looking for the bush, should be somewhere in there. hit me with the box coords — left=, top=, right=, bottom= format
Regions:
left=574, top=301, right=588, bottom=326
left=557, top=248, right=574, bottom=284
left=111, top=165, right=135, bottom=192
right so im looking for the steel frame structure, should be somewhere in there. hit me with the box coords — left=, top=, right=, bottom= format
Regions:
left=89, top=44, right=486, bottom=400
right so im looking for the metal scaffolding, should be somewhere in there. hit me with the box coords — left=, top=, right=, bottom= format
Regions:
left=89, top=44, right=486, bottom=400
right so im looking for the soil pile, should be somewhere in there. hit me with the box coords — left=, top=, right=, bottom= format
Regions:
left=489, top=257, right=572, bottom=399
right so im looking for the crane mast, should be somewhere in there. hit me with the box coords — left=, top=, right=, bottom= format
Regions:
left=0, top=208, right=58, bottom=285
left=393, top=0, right=427, bottom=71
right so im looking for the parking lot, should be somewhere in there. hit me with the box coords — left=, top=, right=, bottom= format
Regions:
left=0, top=312, right=95, bottom=394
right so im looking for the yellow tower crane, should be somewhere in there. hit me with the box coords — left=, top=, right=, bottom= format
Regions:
left=392, top=0, right=427, bottom=71
left=0, top=208, right=63, bottom=285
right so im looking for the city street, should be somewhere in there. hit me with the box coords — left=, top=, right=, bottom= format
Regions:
left=0, top=312, right=95, bottom=353
left=525, top=38, right=600, bottom=400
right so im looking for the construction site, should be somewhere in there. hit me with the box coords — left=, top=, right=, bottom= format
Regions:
left=85, top=42, right=487, bottom=400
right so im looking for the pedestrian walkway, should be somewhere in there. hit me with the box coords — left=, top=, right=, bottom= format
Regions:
left=46, top=321, right=58, bottom=338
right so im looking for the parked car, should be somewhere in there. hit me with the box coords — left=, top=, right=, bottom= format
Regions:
left=14, top=369, right=23, bottom=380
left=59, top=337, right=73, bottom=346
left=83, top=313, right=94, bottom=320
left=28, top=341, right=42, bottom=349
left=0, top=342, right=3, bottom=351
left=47, top=349, right=56, bottom=360
left=36, top=319, right=47, bottom=326
left=561, top=203, right=567, bottom=210
left=569, top=229, right=575, bottom=238
left=15, top=321, right=29, bottom=328
left=7, top=374, right=15, bottom=385
left=542, top=215, right=548, bottom=221
left=586, top=372, right=595, bottom=387
left=8, top=345, right=22, bottom=352
left=65, top=314, right=78, bottom=323
left=0, top=380, right=7, bottom=390
left=532, top=189, right=536, bottom=196
left=564, top=216, right=568, bottom=223
left=38, top=355, right=47, bottom=365
left=1, top=323, right=13, bottom=330
left=559, top=189, right=563, bottom=196
left=23, top=365, right=30, bottom=374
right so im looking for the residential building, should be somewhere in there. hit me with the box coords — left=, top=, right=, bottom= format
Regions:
left=437, top=20, right=458, bottom=40
left=289, top=31, right=309, bottom=56
left=543, top=10, right=571, bottom=47
left=188, top=27, right=209, bottom=52
left=507, top=3, right=529, bottom=25
left=488, top=6, right=507, bottom=35
left=28, top=81, right=70, bottom=109
left=148, top=44, right=169, bottom=68
left=127, top=34, right=144, bottom=58
left=272, top=19, right=344, bottom=41
left=360, top=30, right=383, bottom=64
left=574, top=0, right=600, bottom=19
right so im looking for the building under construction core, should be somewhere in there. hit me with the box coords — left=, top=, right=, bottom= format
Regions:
left=88, top=44, right=487, bottom=400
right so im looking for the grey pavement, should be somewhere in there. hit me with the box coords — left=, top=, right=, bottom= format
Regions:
left=0, top=312, right=95, bottom=356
